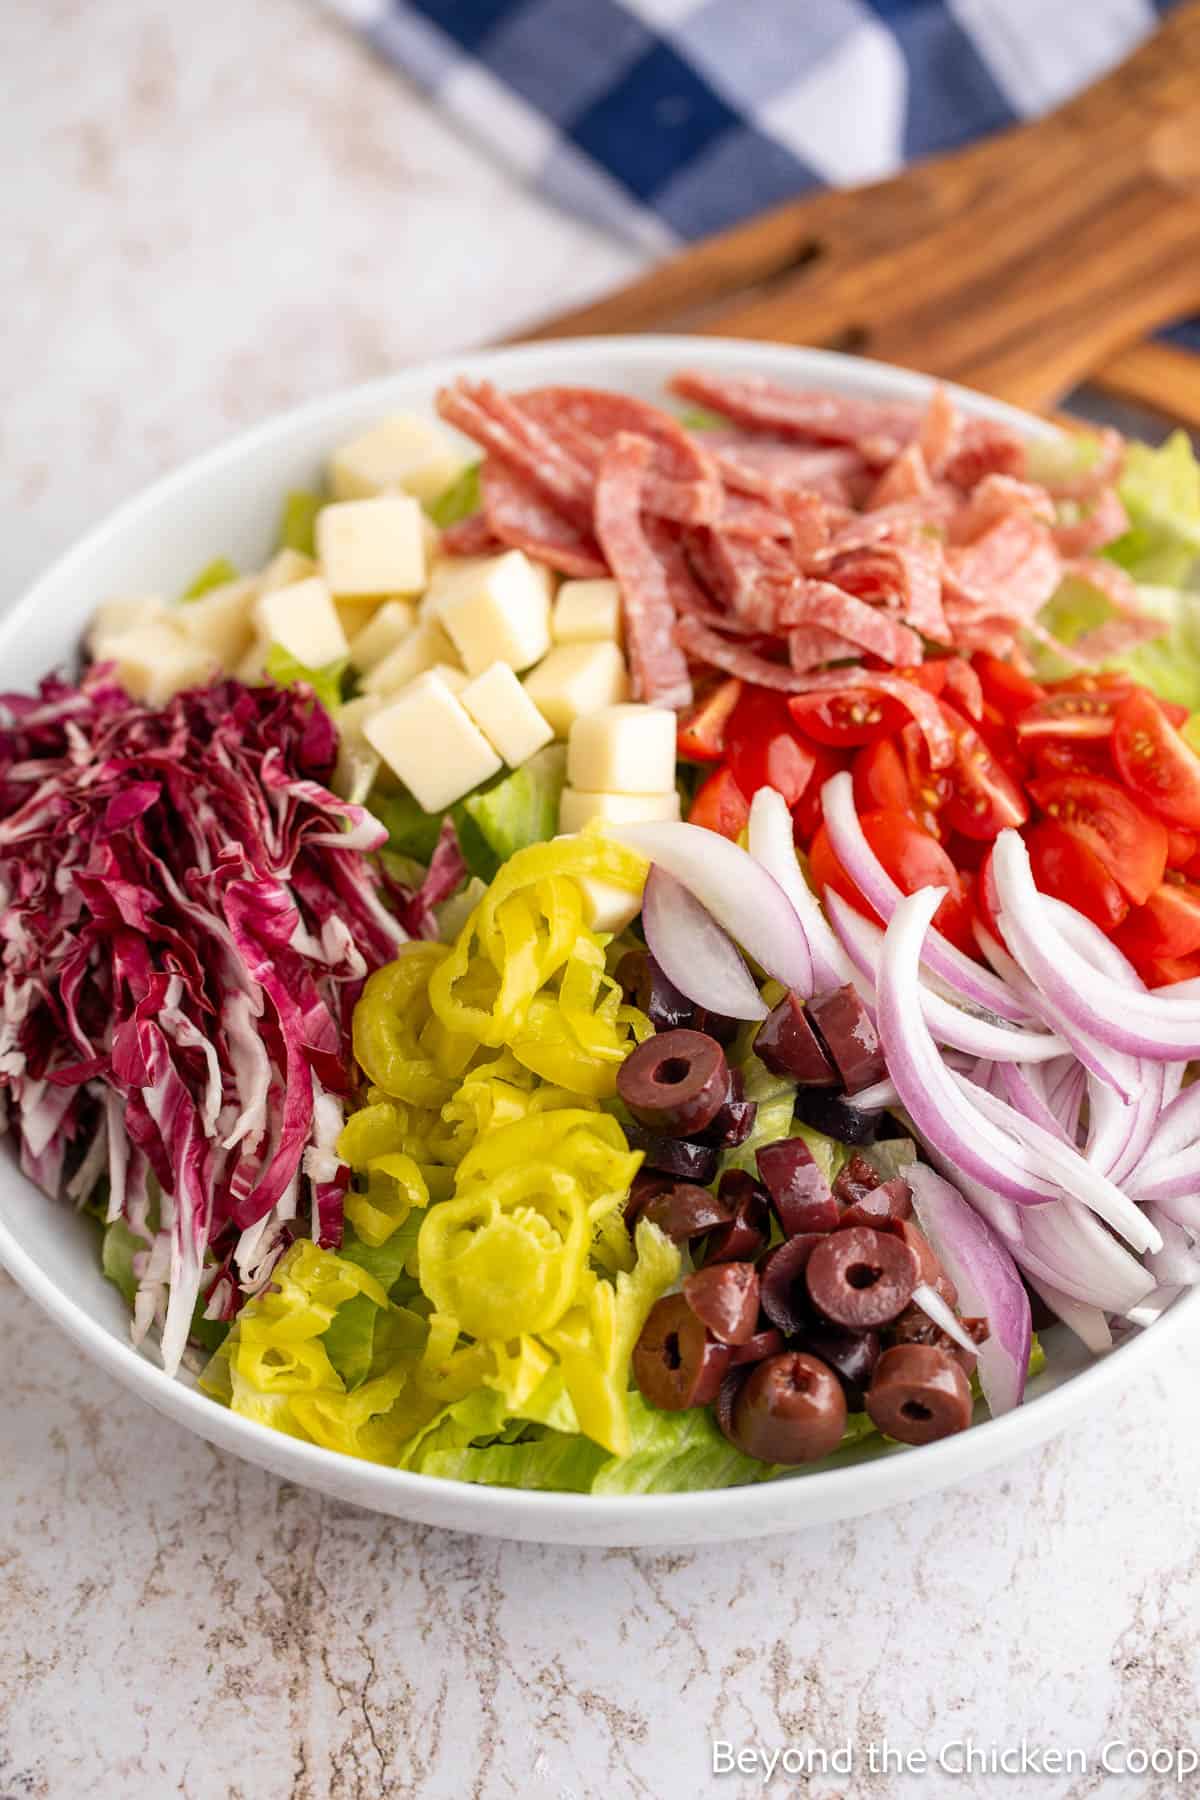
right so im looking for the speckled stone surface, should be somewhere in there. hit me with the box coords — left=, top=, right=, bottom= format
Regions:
left=3, top=5, right=1200, bottom=1797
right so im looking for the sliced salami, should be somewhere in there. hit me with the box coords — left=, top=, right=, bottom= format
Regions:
left=788, top=626, right=860, bottom=671
left=1061, top=555, right=1144, bottom=617
left=777, top=580, right=924, bottom=667
left=669, top=370, right=921, bottom=460
left=437, top=380, right=593, bottom=524
left=825, top=539, right=949, bottom=643
left=950, top=473, right=1055, bottom=544
left=942, top=417, right=1026, bottom=490
left=439, top=512, right=504, bottom=557
left=482, top=459, right=608, bottom=578
left=517, top=387, right=722, bottom=525
left=916, top=385, right=963, bottom=478
left=594, top=435, right=693, bottom=708
left=1042, top=425, right=1124, bottom=501
left=867, top=443, right=932, bottom=509
left=1051, top=487, right=1129, bottom=556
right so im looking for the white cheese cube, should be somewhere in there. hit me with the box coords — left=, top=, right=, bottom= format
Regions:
left=333, top=694, right=384, bottom=804
left=558, top=787, right=680, bottom=834
left=347, top=599, right=417, bottom=672
left=521, top=642, right=629, bottom=738
left=567, top=703, right=677, bottom=798
left=461, top=662, right=554, bottom=768
left=362, top=618, right=461, bottom=696
left=552, top=579, right=622, bottom=645
left=335, top=597, right=381, bottom=643
left=254, top=576, right=349, bottom=669
left=329, top=413, right=471, bottom=506
left=575, top=875, right=643, bottom=937
left=421, top=555, right=490, bottom=621
left=95, top=623, right=219, bottom=706
left=422, top=513, right=443, bottom=568
left=365, top=673, right=501, bottom=813
left=175, top=577, right=258, bottom=669
left=89, top=596, right=168, bottom=649
left=437, top=551, right=553, bottom=676
left=235, top=638, right=270, bottom=684
left=258, top=548, right=317, bottom=595
left=317, top=495, right=427, bottom=598
left=429, top=662, right=469, bottom=695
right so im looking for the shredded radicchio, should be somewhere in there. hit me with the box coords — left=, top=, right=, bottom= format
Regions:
left=0, top=670, right=405, bottom=1372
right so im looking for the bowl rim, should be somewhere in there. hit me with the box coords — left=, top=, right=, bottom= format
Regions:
left=2, top=332, right=1195, bottom=1529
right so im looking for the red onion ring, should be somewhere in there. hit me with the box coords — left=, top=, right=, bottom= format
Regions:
left=641, top=864, right=767, bottom=1021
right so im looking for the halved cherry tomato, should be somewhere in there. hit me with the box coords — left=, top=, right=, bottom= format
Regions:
left=972, top=653, right=1045, bottom=719
left=725, top=689, right=815, bottom=809
left=787, top=689, right=900, bottom=748
left=1113, top=881, right=1200, bottom=968
left=1015, top=691, right=1124, bottom=742
left=677, top=677, right=742, bottom=763
left=853, top=739, right=914, bottom=815
left=688, top=766, right=749, bottom=840
left=974, top=701, right=1029, bottom=781
left=808, top=810, right=977, bottom=956
left=1026, top=819, right=1129, bottom=932
left=1111, top=688, right=1200, bottom=830
left=1166, top=827, right=1198, bottom=869
left=790, top=742, right=851, bottom=842
left=899, top=662, right=950, bottom=697
left=1027, top=774, right=1168, bottom=906
left=1053, top=673, right=1188, bottom=727
left=939, top=702, right=1029, bottom=840
left=1030, top=737, right=1114, bottom=780
left=1138, top=953, right=1200, bottom=988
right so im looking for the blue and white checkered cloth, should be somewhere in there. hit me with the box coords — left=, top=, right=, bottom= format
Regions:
left=322, top=0, right=1197, bottom=345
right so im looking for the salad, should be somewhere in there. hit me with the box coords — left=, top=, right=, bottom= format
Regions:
left=2, top=370, right=1199, bottom=1496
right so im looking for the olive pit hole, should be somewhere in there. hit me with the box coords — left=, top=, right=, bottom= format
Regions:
left=846, top=1261, right=881, bottom=1290
left=900, top=1400, right=933, bottom=1422
left=658, top=1056, right=691, bottom=1086
left=663, top=1332, right=682, bottom=1371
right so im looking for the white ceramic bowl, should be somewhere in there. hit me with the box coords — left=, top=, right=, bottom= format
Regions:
left=1, top=336, right=1194, bottom=1546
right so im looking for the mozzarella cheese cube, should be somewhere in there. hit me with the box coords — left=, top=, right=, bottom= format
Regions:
left=347, top=599, right=417, bottom=672
left=421, top=555, right=490, bottom=621
left=175, top=576, right=258, bottom=668
left=575, top=874, right=643, bottom=936
left=437, top=551, right=553, bottom=676
left=329, top=413, right=471, bottom=506
left=89, top=595, right=168, bottom=648
left=429, top=662, right=469, bottom=695
left=258, top=548, right=317, bottom=595
left=552, top=579, right=622, bottom=645
left=365, top=672, right=501, bottom=813
left=567, top=703, right=677, bottom=797
left=333, top=694, right=384, bottom=803
left=317, top=495, right=426, bottom=598
left=461, top=662, right=554, bottom=768
left=521, top=642, right=629, bottom=738
left=558, top=787, right=680, bottom=834
left=254, top=576, right=349, bottom=668
left=95, top=623, right=219, bottom=706
left=334, top=597, right=382, bottom=643
left=235, top=638, right=270, bottom=684
left=362, top=618, right=461, bottom=696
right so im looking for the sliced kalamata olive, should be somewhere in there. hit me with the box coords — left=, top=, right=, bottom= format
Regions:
left=753, top=992, right=838, bottom=1085
left=714, top=1366, right=750, bottom=1443
left=682, top=1262, right=760, bottom=1345
left=793, top=1324, right=881, bottom=1412
left=805, top=1225, right=918, bottom=1328
left=693, top=1005, right=739, bottom=1047
left=623, top=1168, right=674, bottom=1230
left=838, top=1177, right=913, bottom=1229
left=617, top=1029, right=729, bottom=1134
left=700, top=1095, right=757, bottom=1148
left=755, top=1138, right=839, bottom=1236
left=807, top=985, right=886, bottom=1094
left=614, top=949, right=695, bottom=1031
left=728, top=1326, right=785, bottom=1368
left=624, top=1123, right=719, bottom=1185
left=832, top=1153, right=881, bottom=1209
left=792, top=1089, right=878, bottom=1145
left=641, top=1182, right=733, bottom=1244
left=703, top=1172, right=772, bottom=1263
left=758, top=1234, right=825, bottom=1334
left=633, top=1293, right=731, bottom=1411
left=890, top=1306, right=988, bottom=1372
left=865, top=1343, right=973, bottom=1444
left=730, top=1352, right=848, bottom=1464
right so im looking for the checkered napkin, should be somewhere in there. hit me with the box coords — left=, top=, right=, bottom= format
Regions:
left=324, top=0, right=1182, bottom=256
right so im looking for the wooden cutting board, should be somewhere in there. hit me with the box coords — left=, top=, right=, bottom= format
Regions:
left=524, top=2, right=1200, bottom=429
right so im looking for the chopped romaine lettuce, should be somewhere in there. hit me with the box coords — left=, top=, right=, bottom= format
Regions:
left=1036, top=579, right=1200, bottom=711
left=1109, top=431, right=1200, bottom=588
left=455, top=744, right=567, bottom=882
left=720, top=1081, right=846, bottom=1186
left=675, top=405, right=729, bottom=433
left=371, top=787, right=449, bottom=864
left=264, top=643, right=347, bottom=715
left=180, top=556, right=238, bottom=601
left=427, top=463, right=482, bottom=529
left=101, top=1217, right=142, bottom=1307
left=278, top=488, right=323, bottom=557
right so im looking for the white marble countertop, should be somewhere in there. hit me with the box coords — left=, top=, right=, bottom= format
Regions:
left=3, top=4, right=1199, bottom=1796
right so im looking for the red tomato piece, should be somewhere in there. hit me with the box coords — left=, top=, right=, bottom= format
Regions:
left=807, top=811, right=977, bottom=956
left=1137, top=953, right=1200, bottom=987
left=975, top=845, right=1003, bottom=942
left=726, top=689, right=816, bottom=809
left=972, top=653, right=1045, bottom=718
left=1053, top=673, right=1187, bottom=727
left=791, top=742, right=851, bottom=843
left=1111, top=688, right=1200, bottom=831
left=1026, top=819, right=1129, bottom=932
left=677, top=677, right=742, bottom=763
left=1015, top=691, right=1123, bottom=742
left=1027, top=774, right=1168, bottom=906
left=1030, top=737, right=1114, bottom=780
left=688, top=767, right=750, bottom=840
left=1113, top=881, right=1200, bottom=964
left=899, top=662, right=950, bottom=697
left=938, top=702, right=1029, bottom=840
left=853, top=739, right=914, bottom=815
left=787, top=689, right=899, bottom=748
left=1166, top=827, right=1198, bottom=869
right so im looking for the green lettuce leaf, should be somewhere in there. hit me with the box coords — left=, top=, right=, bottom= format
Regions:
left=1035, top=579, right=1200, bottom=711
left=278, top=489, right=323, bottom=557
left=264, top=644, right=347, bottom=715
left=454, top=744, right=567, bottom=882
left=322, top=1293, right=425, bottom=1389
left=427, top=463, right=482, bottom=529
left=675, top=406, right=729, bottom=433
left=370, top=787, right=448, bottom=863
left=101, top=1218, right=141, bottom=1307
left=1109, top=431, right=1200, bottom=588
left=337, top=1214, right=423, bottom=1298
left=181, top=556, right=238, bottom=600
left=719, top=1080, right=846, bottom=1187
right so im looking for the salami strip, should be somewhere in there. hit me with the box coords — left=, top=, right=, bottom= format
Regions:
left=439, top=512, right=504, bottom=557
left=1071, top=616, right=1165, bottom=662
left=594, top=435, right=693, bottom=708
left=1052, top=486, right=1129, bottom=556
left=437, top=380, right=593, bottom=524
left=942, top=417, right=1026, bottom=490
left=674, top=616, right=953, bottom=767
left=518, top=387, right=722, bottom=525
left=669, top=370, right=921, bottom=459
left=825, top=539, right=949, bottom=643
left=916, top=385, right=963, bottom=477
left=716, top=492, right=796, bottom=539
left=950, top=474, right=1055, bottom=544
left=944, top=514, right=1062, bottom=622
left=713, top=442, right=865, bottom=505
left=788, top=626, right=860, bottom=671
left=1042, top=425, right=1124, bottom=501
left=1062, top=556, right=1143, bottom=617
left=867, top=443, right=932, bottom=509
left=778, top=580, right=924, bottom=666
left=482, top=459, right=608, bottom=578
left=640, top=517, right=762, bottom=633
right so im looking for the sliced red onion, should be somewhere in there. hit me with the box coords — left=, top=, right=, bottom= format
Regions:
left=1126, top=1148, right=1200, bottom=1221
left=1019, top=1196, right=1154, bottom=1313
left=1126, top=1288, right=1182, bottom=1327
left=1144, top=1208, right=1200, bottom=1287
left=998, top=1063, right=1072, bottom=1143
left=992, top=831, right=1200, bottom=1057
left=607, top=818, right=813, bottom=996
left=746, top=786, right=850, bottom=993
left=641, top=864, right=767, bottom=1021
left=910, top=1281, right=980, bottom=1356
left=931, top=1161, right=1024, bottom=1245
left=851, top=1075, right=900, bottom=1110
left=1138, top=1078, right=1200, bottom=1166
left=907, top=1163, right=1032, bottom=1416
left=822, top=772, right=1031, bottom=1022
left=1022, top=1272, right=1113, bottom=1354
left=825, top=890, right=1065, bottom=1062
